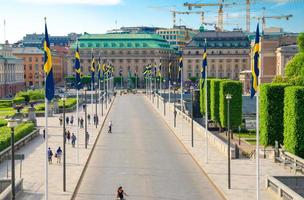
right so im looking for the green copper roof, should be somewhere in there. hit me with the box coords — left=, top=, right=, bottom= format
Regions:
left=71, top=33, right=173, bottom=50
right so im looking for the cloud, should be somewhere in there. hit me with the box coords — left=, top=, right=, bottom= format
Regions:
left=18, top=0, right=122, bottom=5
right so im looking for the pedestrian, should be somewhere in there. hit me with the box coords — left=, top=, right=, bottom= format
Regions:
left=71, top=133, right=76, bottom=147
left=80, top=117, right=84, bottom=128
left=78, top=117, right=80, bottom=127
left=88, top=114, right=91, bottom=125
left=70, top=115, right=74, bottom=125
left=67, top=130, right=71, bottom=143
left=96, top=115, right=99, bottom=125
left=93, top=114, right=97, bottom=126
left=48, top=147, right=53, bottom=164
left=117, top=186, right=128, bottom=200
left=66, top=116, right=69, bottom=125
left=108, top=121, right=112, bottom=133
left=86, top=132, right=89, bottom=145
left=59, top=116, right=63, bottom=126
left=43, top=129, right=45, bottom=140
left=56, top=147, right=62, bottom=164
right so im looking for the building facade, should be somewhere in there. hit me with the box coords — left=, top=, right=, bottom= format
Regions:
left=0, top=44, right=24, bottom=97
left=276, top=44, right=298, bottom=76
left=156, top=25, right=198, bottom=50
left=68, top=33, right=178, bottom=85
left=183, top=30, right=251, bottom=81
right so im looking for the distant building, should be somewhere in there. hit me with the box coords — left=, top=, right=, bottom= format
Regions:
left=107, top=26, right=161, bottom=34
left=183, top=29, right=251, bottom=81
left=276, top=44, right=298, bottom=76
left=67, top=33, right=178, bottom=86
left=0, top=44, right=24, bottom=97
left=156, top=25, right=198, bottom=50
left=12, top=47, right=65, bottom=87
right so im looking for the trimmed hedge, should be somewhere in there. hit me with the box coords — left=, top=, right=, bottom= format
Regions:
left=0, top=122, right=35, bottom=151
left=283, top=86, right=304, bottom=158
left=0, top=119, right=7, bottom=127
left=219, top=80, right=242, bottom=128
left=0, top=100, right=12, bottom=108
left=210, top=79, right=221, bottom=123
left=15, top=89, right=44, bottom=102
left=58, top=98, right=77, bottom=109
left=13, top=97, right=25, bottom=104
left=260, top=83, right=288, bottom=146
left=200, top=79, right=211, bottom=117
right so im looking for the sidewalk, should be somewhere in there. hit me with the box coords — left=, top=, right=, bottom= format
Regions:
left=147, top=95, right=299, bottom=200
left=0, top=99, right=114, bottom=200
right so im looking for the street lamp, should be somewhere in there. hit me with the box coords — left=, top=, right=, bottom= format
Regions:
left=7, top=119, right=18, bottom=200
left=190, top=86, right=194, bottom=147
left=84, top=86, right=88, bottom=149
left=173, top=82, right=177, bottom=128
left=95, top=85, right=98, bottom=129
left=226, top=93, right=232, bottom=189
left=61, top=95, right=67, bottom=192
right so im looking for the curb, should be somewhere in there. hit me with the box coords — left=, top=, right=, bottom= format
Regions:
left=145, top=96, right=228, bottom=200
left=70, top=96, right=116, bottom=200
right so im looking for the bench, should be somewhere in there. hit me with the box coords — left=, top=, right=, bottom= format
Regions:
left=275, top=151, right=304, bottom=174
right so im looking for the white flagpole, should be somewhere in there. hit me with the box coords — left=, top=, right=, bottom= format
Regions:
left=181, top=57, right=183, bottom=136
left=205, top=38, right=209, bottom=163
left=76, top=90, right=79, bottom=164
left=45, top=98, right=48, bottom=200
left=91, top=81, right=93, bottom=134
left=99, top=79, right=101, bottom=114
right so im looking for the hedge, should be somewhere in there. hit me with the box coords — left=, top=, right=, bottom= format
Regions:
left=15, top=89, right=44, bottom=102
left=0, top=100, right=12, bottom=108
left=12, top=97, right=25, bottom=105
left=0, top=122, right=35, bottom=151
left=260, top=83, right=288, bottom=146
left=200, top=79, right=211, bottom=117
left=0, top=119, right=7, bottom=127
left=58, top=98, right=77, bottom=109
left=283, top=86, right=304, bottom=158
left=210, top=79, right=221, bottom=123
left=219, top=80, right=242, bottom=128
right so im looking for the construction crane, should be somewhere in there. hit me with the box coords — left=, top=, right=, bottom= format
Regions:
left=183, top=1, right=236, bottom=31
left=171, top=10, right=204, bottom=26
left=253, top=14, right=293, bottom=31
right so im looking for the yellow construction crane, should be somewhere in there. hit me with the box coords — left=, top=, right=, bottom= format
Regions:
left=171, top=10, right=204, bottom=27
left=253, top=14, right=293, bottom=31
left=183, top=1, right=236, bottom=31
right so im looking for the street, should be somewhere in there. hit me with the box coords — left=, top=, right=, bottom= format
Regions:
left=74, top=94, right=223, bottom=200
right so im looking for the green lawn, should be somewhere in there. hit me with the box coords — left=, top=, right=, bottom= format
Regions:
left=237, top=132, right=257, bottom=139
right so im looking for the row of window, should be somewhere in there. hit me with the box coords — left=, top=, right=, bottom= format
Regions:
left=22, top=57, right=43, bottom=62
left=187, top=72, right=239, bottom=79
left=185, top=50, right=248, bottom=55
left=187, top=58, right=248, bottom=64
left=80, top=49, right=172, bottom=56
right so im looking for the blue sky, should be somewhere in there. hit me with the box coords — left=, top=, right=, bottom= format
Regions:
left=0, top=0, right=303, bottom=43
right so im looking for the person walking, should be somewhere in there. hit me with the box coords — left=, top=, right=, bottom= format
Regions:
left=86, top=132, right=90, bottom=145
left=42, top=129, right=45, bottom=140
left=66, top=130, right=71, bottom=143
left=117, top=186, right=128, bottom=200
left=108, top=121, right=112, bottom=133
left=48, top=147, right=53, bottom=164
left=66, top=116, right=69, bottom=125
left=93, top=114, right=97, bottom=126
left=96, top=115, right=99, bottom=126
left=59, top=116, right=63, bottom=126
left=70, top=115, right=74, bottom=125
left=80, top=117, right=84, bottom=128
left=56, top=147, right=62, bottom=164
left=71, top=133, right=76, bottom=148
left=88, top=114, right=91, bottom=125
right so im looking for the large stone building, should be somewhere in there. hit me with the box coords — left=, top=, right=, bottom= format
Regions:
left=183, top=30, right=251, bottom=81
left=0, top=44, right=24, bottom=97
left=157, top=25, right=198, bottom=50
left=12, top=47, right=65, bottom=87
left=276, top=44, right=298, bottom=76
left=68, top=33, right=178, bottom=85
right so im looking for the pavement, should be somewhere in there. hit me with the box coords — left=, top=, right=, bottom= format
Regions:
left=0, top=95, right=114, bottom=200
left=148, top=93, right=301, bottom=200
left=74, top=94, right=224, bottom=200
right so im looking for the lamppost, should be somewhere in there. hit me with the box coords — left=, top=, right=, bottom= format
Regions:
left=226, top=93, right=232, bottom=189
left=84, top=87, right=88, bottom=149
left=7, top=119, right=18, bottom=200
left=61, top=95, right=66, bottom=192
left=173, top=82, right=177, bottom=128
left=95, top=85, right=98, bottom=129
left=190, top=86, right=194, bottom=147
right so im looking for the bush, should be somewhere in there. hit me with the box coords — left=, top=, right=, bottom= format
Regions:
left=0, top=119, right=7, bottom=127
left=12, top=97, right=25, bottom=105
left=35, top=103, right=45, bottom=111
left=0, top=100, right=12, bottom=108
left=210, top=79, right=221, bottom=123
left=260, top=83, right=288, bottom=146
left=200, top=79, right=211, bottom=118
left=58, top=98, right=77, bottom=109
left=219, top=80, right=242, bottom=128
left=0, top=122, right=35, bottom=151
left=283, top=86, right=304, bottom=158
left=29, top=89, right=44, bottom=101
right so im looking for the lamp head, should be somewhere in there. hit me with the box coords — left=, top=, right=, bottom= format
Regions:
left=226, top=93, right=232, bottom=100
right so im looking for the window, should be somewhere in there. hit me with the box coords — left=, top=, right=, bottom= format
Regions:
left=188, top=72, right=192, bottom=78
left=29, top=57, right=32, bottom=62
left=29, top=64, right=32, bottom=70
left=35, top=57, right=38, bottom=62
left=35, top=64, right=39, bottom=71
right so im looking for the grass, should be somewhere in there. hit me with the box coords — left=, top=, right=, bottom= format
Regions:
left=237, top=132, right=257, bottom=139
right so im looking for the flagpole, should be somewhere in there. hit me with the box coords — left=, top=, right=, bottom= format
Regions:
left=45, top=98, right=48, bottom=200
left=76, top=89, right=79, bottom=164
left=180, top=54, right=183, bottom=136
left=204, top=38, right=209, bottom=163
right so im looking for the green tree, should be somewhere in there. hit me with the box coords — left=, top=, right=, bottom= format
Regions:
left=285, top=52, right=304, bottom=78
left=297, top=32, right=304, bottom=52
left=210, top=79, right=221, bottom=124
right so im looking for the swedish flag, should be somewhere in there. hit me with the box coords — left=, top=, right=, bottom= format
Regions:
left=250, top=24, right=260, bottom=98
left=97, top=56, right=101, bottom=80
left=158, top=62, right=162, bottom=77
left=90, top=52, right=95, bottom=89
left=44, top=21, right=54, bottom=101
left=74, top=44, right=81, bottom=90
left=178, top=55, right=183, bottom=82
left=168, top=61, right=172, bottom=81
left=154, top=63, right=157, bottom=77
left=201, top=40, right=208, bottom=89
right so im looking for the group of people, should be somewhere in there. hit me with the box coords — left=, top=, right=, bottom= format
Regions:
left=65, top=130, right=77, bottom=147
left=47, top=147, right=62, bottom=164
left=59, top=115, right=75, bottom=126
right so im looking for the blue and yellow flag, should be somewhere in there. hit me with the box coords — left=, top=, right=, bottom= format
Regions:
left=90, top=52, right=95, bottom=87
left=74, top=44, right=81, bottom=90
left=143, top=65, right=151, bottom=76
left=97, top=56, right=101, bottom=80
left=201, top=40, right=208, bottom=89
left=168, top=61, right=172, bottom=82
left=250, top=24, right=260, bottom=98
left=44, top=21, right=54, bottom=101
left=154, top=63, right=157, bottom=77
left=158, top=62, right=162, bottom=77
left=178, top=54, right=183, bottom=82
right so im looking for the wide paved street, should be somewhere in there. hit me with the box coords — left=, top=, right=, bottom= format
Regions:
left=75, top=94, right=224, bottom=200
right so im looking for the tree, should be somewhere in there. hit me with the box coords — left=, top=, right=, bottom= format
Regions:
left=285, top=52, right=304, bottom=78
left=298, top=32, right=304, bottom=53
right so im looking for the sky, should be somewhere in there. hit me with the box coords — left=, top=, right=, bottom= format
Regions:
left=0, top=0, right=303, bottom=43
